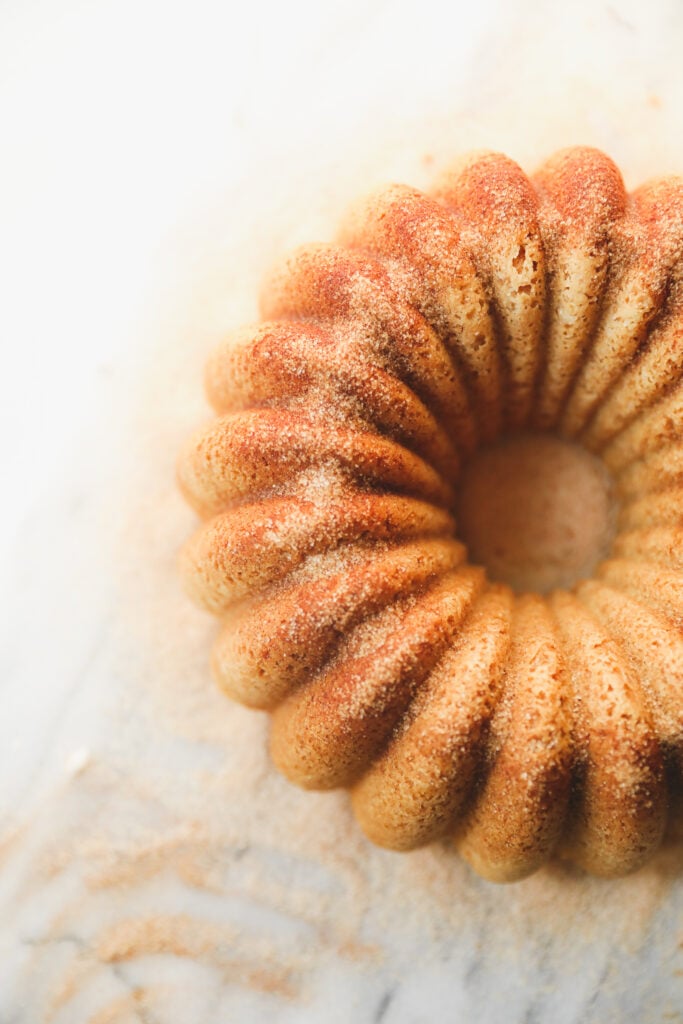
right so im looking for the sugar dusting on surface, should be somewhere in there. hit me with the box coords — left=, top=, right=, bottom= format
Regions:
left=3, top=2, right=683, bottom=1019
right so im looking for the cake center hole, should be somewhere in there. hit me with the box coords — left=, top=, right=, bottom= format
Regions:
left=455, top=433, right=618, bottom=594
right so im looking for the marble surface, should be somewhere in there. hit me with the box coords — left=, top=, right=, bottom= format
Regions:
left=1, top=0, right=683, bottom=1020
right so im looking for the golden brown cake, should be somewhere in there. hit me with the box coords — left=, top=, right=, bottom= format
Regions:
left=178, top=147, right=683, bottom=882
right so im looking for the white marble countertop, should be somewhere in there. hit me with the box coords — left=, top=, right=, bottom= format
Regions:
left=1, top=0, right=682, bottom=1020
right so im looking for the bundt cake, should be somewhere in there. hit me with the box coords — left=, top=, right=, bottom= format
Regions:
left=178, top=147, right=683, bottom=882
